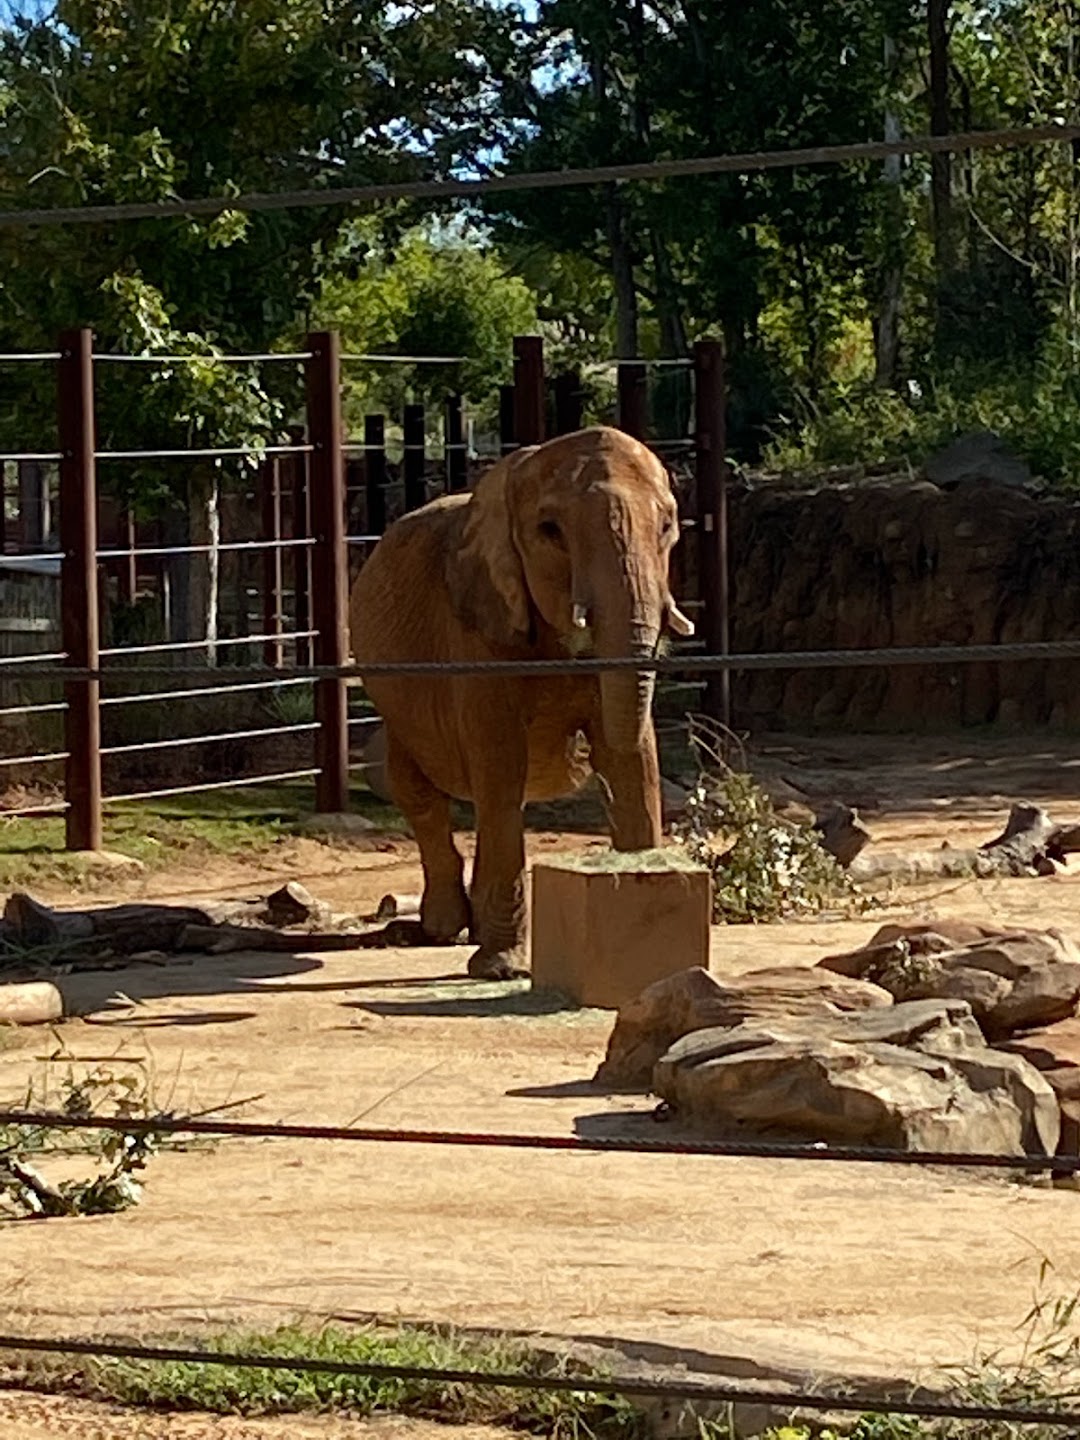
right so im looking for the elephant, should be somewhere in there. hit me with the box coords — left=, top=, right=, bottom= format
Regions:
left=349, top=424, right=693, bottom=979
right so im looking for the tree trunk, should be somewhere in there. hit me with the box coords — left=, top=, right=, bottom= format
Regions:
left=928, top=0, right=954, bottom=280
left=607, top=185, right=639, bottom=359
left=875, top=34, right=904, bottom=389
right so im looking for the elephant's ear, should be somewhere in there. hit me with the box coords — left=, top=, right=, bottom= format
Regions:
left=446, top=449, right=534, bottom=647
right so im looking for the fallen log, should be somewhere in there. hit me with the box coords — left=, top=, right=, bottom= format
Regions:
left=849, top=802, right=1080, bottom=884
left=0, top=882, right=398, bottom=974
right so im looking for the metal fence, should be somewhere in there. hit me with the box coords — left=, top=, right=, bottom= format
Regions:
left=0, top=329, right=726, bottom=848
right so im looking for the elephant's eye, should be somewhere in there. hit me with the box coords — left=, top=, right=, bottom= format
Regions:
left=538, top=519, right=564, bottom=545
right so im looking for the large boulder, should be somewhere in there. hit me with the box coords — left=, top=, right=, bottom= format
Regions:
left=818, top=923, right=1080, bottom=1039
left=654, top=999, right=1060, bottom=1158
left=595, top=964, right=892, bottom=1089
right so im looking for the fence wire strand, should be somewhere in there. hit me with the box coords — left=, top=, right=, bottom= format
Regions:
left=9, top=639, right=1080, bottom=684
left=0, top=124, right=1074, bottom=227
left=0, top=1110, right=1076, bottom=1174
left=0, top=1333, right=1074, bottom=1427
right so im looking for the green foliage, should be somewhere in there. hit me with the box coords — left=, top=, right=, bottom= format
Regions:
left=0, top=0, right=513, bottom=483
left=673, top=722, right=862, bottom=924
left=314, top=219, right=539, bottom=424
left=0, top=1058, right=180, bottom=1218
left=24, top=1321, right=643, bottom=1435
left=764, top=322, right=1080, bottom=486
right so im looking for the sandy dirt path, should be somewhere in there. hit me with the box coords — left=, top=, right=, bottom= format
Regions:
left=2, top=733, right=1080, bottom=1401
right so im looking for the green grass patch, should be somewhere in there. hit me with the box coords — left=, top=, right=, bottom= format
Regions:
left=12, top=1322, right=645, bottom=1435
left=0, top=781, right=407, bottom=888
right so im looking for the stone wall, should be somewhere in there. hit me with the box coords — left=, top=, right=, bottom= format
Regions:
left=726, top=476, right=1080, bottom=732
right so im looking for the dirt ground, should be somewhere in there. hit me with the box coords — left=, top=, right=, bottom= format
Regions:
left=0, top=1394, right=513, bottom=1440
left=4, top=733, right=1080, bottom=1436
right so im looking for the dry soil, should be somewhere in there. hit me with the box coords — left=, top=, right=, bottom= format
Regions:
left=3, top=733, right=1080, bottom=1435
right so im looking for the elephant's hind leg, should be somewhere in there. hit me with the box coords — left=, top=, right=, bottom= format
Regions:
left=385, top=735, right=469, bottom=943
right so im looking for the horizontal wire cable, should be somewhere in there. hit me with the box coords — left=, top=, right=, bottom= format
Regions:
left=0, top=1110, right=1075, bottom=1172
left=102, top=768, right=320, bottom=805
left=0, top=749, right=67, bottom=767
left=0, top=652, right=66, bottom=669
left=0, top=124, right=1074, bottom=228
left=96, top=444, right=313, bottom=461
left=0, top=452, right=61, bottom=463
left=0, top=700, right=67, bottom=718
left=96, top=538, right=314, bottom=560
left=100, top=721, right=318, bottom=757
left=0, top=352, right=62, bottom=362
left=340, top=353, right=467, bottom=364
left=93, top=352, right=312, bottom=364
left=6, top=642, right=1080, bottom=686
left=0, top=1333, right=1073, bottom=1427
left=0, top=800, right=68, bottom=816
left=101, top=676, right=311, bottom=708
left=99, top=631, right=316, bottom=658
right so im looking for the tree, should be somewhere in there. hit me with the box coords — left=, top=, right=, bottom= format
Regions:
left=486, top=0, right=917, bottom=453
left=0, top=0, right=513, bottom=468
left=313, top=219, right=539, bottom=431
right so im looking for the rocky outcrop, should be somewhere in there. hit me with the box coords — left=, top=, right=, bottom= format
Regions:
left=722, top=471, right=1080, bottom=731
left=653, top=999, right=1060, bottom=1158
left=818, top=922, right=1080, bottom=1039
left=595, top=964, right=891, bottom=1089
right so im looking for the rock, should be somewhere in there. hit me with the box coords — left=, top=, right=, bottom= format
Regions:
left=813, top=801, right=873, bottom=866
left=998, top=1016, right=1080, bottom=1075
left=0, top=981, right=64, bottom=1025
left=375, top=892, right=423, bottom=921
left=922, top=430, right=1031, bottom=491
left=595, top=964, right=891, bottom=1089
left=819, top=922, right=1080, bottom=1039
left=654, top=998, right=1060, bottom=1158
left=264, top=881, right=331, bottom=928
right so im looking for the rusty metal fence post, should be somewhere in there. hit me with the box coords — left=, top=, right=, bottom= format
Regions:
left=58, top=328, right=102, bottom=851
left=306, top=331, right=349, bottom=813
left=694, top=339, right=730, bottom=728
left=617, top=362, right=647, bottom=440
left=512, top=336, right=545, bottom=447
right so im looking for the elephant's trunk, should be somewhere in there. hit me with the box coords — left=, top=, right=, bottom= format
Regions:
left=596, top=615, right=659, bottom=755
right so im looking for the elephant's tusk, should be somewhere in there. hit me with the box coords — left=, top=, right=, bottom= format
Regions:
left=572, top=603, right=589, bottom=630
left=667, top=603, right=695, bottom=637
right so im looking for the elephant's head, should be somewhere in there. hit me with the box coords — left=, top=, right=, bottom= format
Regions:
left=448, top=425, right=692, bottom=753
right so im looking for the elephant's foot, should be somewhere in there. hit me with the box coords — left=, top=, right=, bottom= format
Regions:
left=466, top=945, right=529, bottom=981
left=421, top=883, right=471, bottom=945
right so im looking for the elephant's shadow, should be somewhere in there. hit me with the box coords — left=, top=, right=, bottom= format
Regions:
left=447, top=789, right=611, bottom=836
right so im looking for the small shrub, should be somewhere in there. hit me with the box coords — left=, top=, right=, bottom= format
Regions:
left=0, top=1055, right=205, bottom=1218
left=673, top=719, right=864, bottom=924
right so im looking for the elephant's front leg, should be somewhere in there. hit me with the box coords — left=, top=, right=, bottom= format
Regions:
left=386, top=732, right=470, bottom=943
left=467, top=761, right=528, bottom=980
left=588, top=726, right=663, bottom=852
